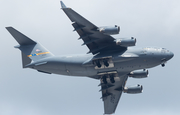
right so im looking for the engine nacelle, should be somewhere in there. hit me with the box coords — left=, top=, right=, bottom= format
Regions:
left=129, top=69, right=148, bottom=78
left=98, top=25, right=120, bottom=35
left=116, top=37, right=136, bottom=47
left=124, top=84, right=143, bottom=94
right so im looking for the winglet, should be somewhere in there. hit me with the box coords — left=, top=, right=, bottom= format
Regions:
left=60, top=1, right=67, bottom=8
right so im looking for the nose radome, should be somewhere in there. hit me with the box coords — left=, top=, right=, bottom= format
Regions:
left=170, top=51, right=174, bottom=59
left=167, top=51, right=174, bottom=60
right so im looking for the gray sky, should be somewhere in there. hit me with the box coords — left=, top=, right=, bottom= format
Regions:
left=1, top=0, right=180, bottom=115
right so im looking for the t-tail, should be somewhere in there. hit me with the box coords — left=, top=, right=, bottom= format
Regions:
left=6, top=27, right=54, bottom=68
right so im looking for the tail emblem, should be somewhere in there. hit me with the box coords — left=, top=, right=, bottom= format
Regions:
left=27, top=52, right=50, bottom=57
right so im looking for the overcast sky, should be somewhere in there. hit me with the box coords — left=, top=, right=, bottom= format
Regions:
left=0, top=0, right=180, bottom=115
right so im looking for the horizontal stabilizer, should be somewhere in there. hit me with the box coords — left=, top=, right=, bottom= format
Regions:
left=6, top=27, right=36, bottom=45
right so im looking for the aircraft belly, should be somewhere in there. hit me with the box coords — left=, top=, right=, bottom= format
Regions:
left=112, top=57, right=155, bottom=72
left=86, top=66, right=98, bottom=76
left=33, top=61, right=70, bottom=75
left=65, top=64, right=89, bottom=76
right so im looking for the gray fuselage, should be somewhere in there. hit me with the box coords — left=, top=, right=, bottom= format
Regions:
left=28, top=47, right=173, bottom=79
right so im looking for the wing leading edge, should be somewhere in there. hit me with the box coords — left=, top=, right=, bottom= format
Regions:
left=60, top=1, right=127, bottom=54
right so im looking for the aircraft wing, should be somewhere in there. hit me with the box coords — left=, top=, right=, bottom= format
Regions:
left=100, top=73, right=128, bottom=114
left=60, top=1, right=126, bottom=54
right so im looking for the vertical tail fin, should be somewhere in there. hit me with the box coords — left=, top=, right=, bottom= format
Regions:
left=6, top=27, right=54, bottom=68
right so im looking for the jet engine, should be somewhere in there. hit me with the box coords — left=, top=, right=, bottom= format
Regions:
left=98, top=25, right=120, bottom=35
left=124, top=84, right=143, bottom=94
left=129, top=69, right=148, bottom=78
left=116, top=37, right=136, bottom=47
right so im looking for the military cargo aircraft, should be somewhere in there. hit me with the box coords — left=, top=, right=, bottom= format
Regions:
left=6, top=1, right=174, bottom=114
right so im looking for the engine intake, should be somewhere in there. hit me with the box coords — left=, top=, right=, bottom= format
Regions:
left=129, top=69, right=148, bottom=78
left=116, top=37, right=136, bottom=47
left=124, top=84, right=143, bottom=94
left=99, top=25, right=120, bottom=35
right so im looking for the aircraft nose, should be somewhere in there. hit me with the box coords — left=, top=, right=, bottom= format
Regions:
left=169, top=51, right=174, bottom=59
left=167, top=50, right=174, bottom=60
